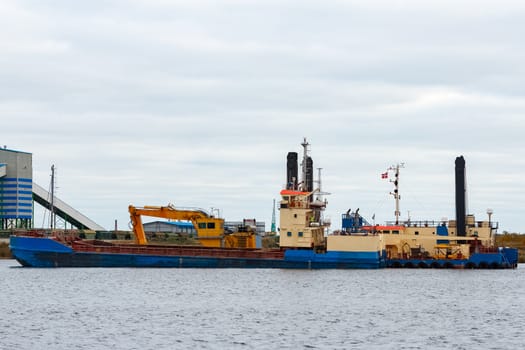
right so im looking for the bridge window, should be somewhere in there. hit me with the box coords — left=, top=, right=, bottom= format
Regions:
left=207, top=222, right=215, bottom=229
left=198, top=223, right=206, bottom=229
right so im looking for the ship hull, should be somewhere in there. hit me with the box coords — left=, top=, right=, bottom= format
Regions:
left=9, top=236, right=384, bottom=269
left=10, top=236, right=517, bottom=269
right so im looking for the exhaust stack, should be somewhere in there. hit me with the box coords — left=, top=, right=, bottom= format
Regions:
left=305, top=156, right=314, bottom=192
left=455, top=156, right=466, bottom=237
left=286, top=152, right=298, bottom=190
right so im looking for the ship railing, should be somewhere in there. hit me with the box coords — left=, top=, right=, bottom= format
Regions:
left=471, top=221, right=498, bottom=229
left=484, top=221, right=498, bottom=229
left=11, top=229, right=47, bottom=238
left=387, top=220, right=499, bottom=229
left=386, top=220, right=442, bottom=228
left=470, top=246, right=500, bottom=254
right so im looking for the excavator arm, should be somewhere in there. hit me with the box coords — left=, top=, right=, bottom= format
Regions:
left=129, top=206, right=147, bottom=245
left=128, top=204, right=225, bottom=247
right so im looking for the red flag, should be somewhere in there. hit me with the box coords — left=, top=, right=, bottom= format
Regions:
left=381, top=172, right=388, bottom=179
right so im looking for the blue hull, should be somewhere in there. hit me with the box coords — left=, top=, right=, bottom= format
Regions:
left=9, top=236, right=384, bottom=269
left=9, top=236, right=517, bottom=269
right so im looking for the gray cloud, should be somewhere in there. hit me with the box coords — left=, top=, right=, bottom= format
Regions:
left=2, top=0, right=524, bottom=232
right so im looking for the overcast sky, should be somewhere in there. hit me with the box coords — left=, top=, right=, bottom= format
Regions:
left=2, top=0, right=524, bottom=233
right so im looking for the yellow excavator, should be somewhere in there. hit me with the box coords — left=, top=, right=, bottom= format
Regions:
left=128, top=204, right=256, bottom=248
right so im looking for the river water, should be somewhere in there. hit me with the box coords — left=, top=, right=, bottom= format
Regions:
left=0, top=260, right=523, bottom=349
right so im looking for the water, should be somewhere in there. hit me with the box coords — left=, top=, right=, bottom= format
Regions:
left=0, top=260, right=523, bottom=350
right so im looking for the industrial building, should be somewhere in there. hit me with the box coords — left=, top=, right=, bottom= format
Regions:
left=0, top=146, right=105, bottom=231
left=143, top=221, right=196, bottom=235
left=0, top=147, right=33, bottom=229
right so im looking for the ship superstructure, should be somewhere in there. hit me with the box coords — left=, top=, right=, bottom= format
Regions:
left=352, top=156, right=516, bottom=268
left=279, top=138, right=328, bottom=250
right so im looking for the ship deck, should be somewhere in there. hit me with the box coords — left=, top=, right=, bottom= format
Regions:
left=72, top=240, right=286, bottom=260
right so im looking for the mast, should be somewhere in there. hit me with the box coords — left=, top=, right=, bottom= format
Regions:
left=300, top=137, right=310, bottom=191
left=316, top=167, right=323, bottom=201
left=271, top=198, right=276, bottom=233
left=388, top=163, right=404, bottom=225
left=50, top=164, right=56, bottom=230
left=317, top=167, right=325, bottom=225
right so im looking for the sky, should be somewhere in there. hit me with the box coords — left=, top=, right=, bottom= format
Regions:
left=1, top=0, right=524, bottom=233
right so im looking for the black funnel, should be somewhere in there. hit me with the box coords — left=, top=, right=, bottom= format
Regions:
left=286, top=152, right=298, bottom=190
left=455, top=156, right=466, bottom=237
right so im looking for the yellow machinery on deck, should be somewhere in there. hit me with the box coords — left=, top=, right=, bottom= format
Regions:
left=128, top=204, right=256, bottom=248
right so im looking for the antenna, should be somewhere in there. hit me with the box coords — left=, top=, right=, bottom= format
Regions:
left=316, top=168, right=323, bottom=201
left=271, top=199, right=276, bottom=233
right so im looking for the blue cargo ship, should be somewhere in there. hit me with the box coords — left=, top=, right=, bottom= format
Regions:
left=9, top=139, right=518, bottom=269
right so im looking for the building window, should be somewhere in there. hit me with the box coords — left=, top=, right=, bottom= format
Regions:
left=298, top=232, right=303, bottom=237
left=415, top=231, right=419, bottom=235
left=198, top=223, right=206, bottom=229
left=287, top=232, right=292, bottom=237
left=207, top=222, right=215, bottom=229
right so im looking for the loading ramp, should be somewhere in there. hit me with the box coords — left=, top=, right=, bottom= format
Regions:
left=32, top=182, right=106, bottom=231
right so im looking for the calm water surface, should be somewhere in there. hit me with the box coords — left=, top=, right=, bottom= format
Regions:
left=0, top=260, right=523, bottom=349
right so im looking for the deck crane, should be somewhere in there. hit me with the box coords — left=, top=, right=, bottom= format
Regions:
left=128, top=204, right=256, bottom=248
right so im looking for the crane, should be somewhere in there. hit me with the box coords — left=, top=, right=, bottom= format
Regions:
left=128, top=204, right=256, bottom=248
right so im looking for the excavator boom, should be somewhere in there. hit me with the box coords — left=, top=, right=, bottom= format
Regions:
left=128, top=204, right=226, bottom=247
left=128, top=204, right=256, bottom=248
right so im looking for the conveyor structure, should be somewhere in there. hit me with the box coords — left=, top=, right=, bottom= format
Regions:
left=32, top=182, right=106, bottom=231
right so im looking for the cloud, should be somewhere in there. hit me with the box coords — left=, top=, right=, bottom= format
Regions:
left=2, top=0, right=525, bottom=233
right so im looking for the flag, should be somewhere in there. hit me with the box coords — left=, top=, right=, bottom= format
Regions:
left=381, top=172, right=388, bottom=179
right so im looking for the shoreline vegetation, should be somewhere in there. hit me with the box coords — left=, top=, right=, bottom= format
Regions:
left=1, top=233, right=524, bottom=263
left=0, top=242, right=11, bottom=259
